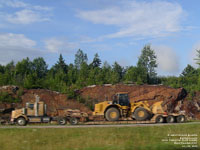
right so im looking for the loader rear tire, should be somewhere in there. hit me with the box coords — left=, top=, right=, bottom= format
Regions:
left=16, top=117, right=27, bottom=126
left=105, top=108, right=120, bottom=121
left=134, top=107, right=149, bottom=121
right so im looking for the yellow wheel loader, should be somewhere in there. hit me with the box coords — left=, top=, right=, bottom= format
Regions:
left=93, top=92, right=186, bottom=123
left=93, top=92, right=152, bottom=121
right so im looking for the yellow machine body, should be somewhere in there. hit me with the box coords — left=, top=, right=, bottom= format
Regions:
left=93, top=92, right=152, bottom=120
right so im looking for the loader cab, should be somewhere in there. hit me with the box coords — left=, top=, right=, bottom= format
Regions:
left=113, top=93, right=130, bottom=106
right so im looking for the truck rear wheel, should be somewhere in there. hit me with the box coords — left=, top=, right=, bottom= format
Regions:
left=70, top=117, right=79, bottom=125
left=155, top=115, right=164, bottom=123
left=176, top=115, right=185, bottom=123
left=57, top=117, right=67, bottom=125
left=166, top=115, right=175, bottom=123
left=134, top=107, right=149, bottom=121
left=105, top=108, right=120, bottom=121
left=16, top=117, right=27, bottom=126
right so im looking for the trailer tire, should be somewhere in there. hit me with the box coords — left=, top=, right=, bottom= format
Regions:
left=155, top=115, right=164, bottom=123
left=134, top=107, right=149, bottom=121
left=105, top=107, right=120, bottom=121
left=70, top=117, right=79, bottom=125
left=16, top=117, right=27, bottom=126
left=57, top=117, right=67, bottom=125
left=176, top=115, right=185, bottom=123
left=166, top=115, right=175, bottom=123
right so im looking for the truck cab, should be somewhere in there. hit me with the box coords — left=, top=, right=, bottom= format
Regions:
left=11, top=96, right=50, bottom=126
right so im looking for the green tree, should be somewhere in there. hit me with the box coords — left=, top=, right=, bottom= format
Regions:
left=90, top=53, right=101, bottom=68
left=54, top=54, right=68, bottom=73
left=137, top=45, right=157, bottom=84
left=194, top=49, right=200, bottom=66
left=74, top=49, right=88, bottom=69
left=101, top=61, right=112, bottom=84
left=15, top=58, right=33, bottom=85
left=32, top=57, right=48, bottom=78
left=181, top=64, right=197, bottom=77
left=76, top=62, right=89, bottom=87
left=124, top=66, right=147, bottom=84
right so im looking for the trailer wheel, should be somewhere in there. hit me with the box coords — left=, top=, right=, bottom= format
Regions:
left=70, top=117, right=79, bottom=125
left=155, top=115, right=164, bottom=123
left=105, top=107, right=120, bottom=121
left=57, top=117, right=67, bottom=125
left=134, top=107, right=149, bottom=121
left=166, top=115, right=175, bottom=123
left=176, top=115, right=185, bottom=123
left=16, top=117, right=27, bottom=126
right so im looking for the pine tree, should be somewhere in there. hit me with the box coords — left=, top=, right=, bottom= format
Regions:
left=137, top=45, right=157, bottom=84
left=74, top=49, right=88, bottom=69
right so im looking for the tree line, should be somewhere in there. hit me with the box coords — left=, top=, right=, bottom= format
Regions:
left=0, top=45, right=200, bottom=98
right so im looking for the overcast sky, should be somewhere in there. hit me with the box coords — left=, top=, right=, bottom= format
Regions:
left=0, top=0, right=200, bottom=76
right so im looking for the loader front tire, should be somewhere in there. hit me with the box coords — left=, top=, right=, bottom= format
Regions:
left=105, top=108, right=120, bottom=121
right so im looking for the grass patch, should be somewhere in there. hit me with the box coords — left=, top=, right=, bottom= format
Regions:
left=0, top=124, right=199, bottom=150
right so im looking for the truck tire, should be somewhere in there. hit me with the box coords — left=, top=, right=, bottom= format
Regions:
left=105, top=107, right=120, bottom=121
left=176, top=115, right=185, bottom=123
left=57, top=117, right=67, bottom=125
left=155, top=115, right=164, bottom=123
left=133, top=107, right=149, bottom=121
left=166, top=115, right=175, bottom=123
left=70, top=117, right=79, bottom=125
left=16, top=117, right=27, bottom=126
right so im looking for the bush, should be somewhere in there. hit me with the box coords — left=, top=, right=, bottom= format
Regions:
left=0, top=92, right=21, bottom=103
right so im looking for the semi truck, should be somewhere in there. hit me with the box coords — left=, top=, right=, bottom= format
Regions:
left=10, top=95, right=88, bottom=126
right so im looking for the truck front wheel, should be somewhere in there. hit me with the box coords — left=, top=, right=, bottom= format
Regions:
left=16, top=117, right=27, bottom=126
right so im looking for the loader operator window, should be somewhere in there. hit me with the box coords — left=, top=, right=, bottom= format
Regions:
left=118, top=94, right=130, bottom=106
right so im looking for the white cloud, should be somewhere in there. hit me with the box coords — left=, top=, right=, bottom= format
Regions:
left=44, top=38, right=77, bottom=53
left=77, top=1, right=185, bottom=39
left=152, top=45, right=180, bottom=74
left=0, top=0, right=52, bottom=25
left=0, top=33, right=43, bottom=65
left=6, top=9, right=49, bottom=24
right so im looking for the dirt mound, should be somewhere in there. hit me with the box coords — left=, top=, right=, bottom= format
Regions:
left=0, top=86, right=92, bottom=118
left=21, top=89, right=92, bottom=116
left=78, top=84, right=187, bottom=113
left=182, top=92, right=200, bottom=120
